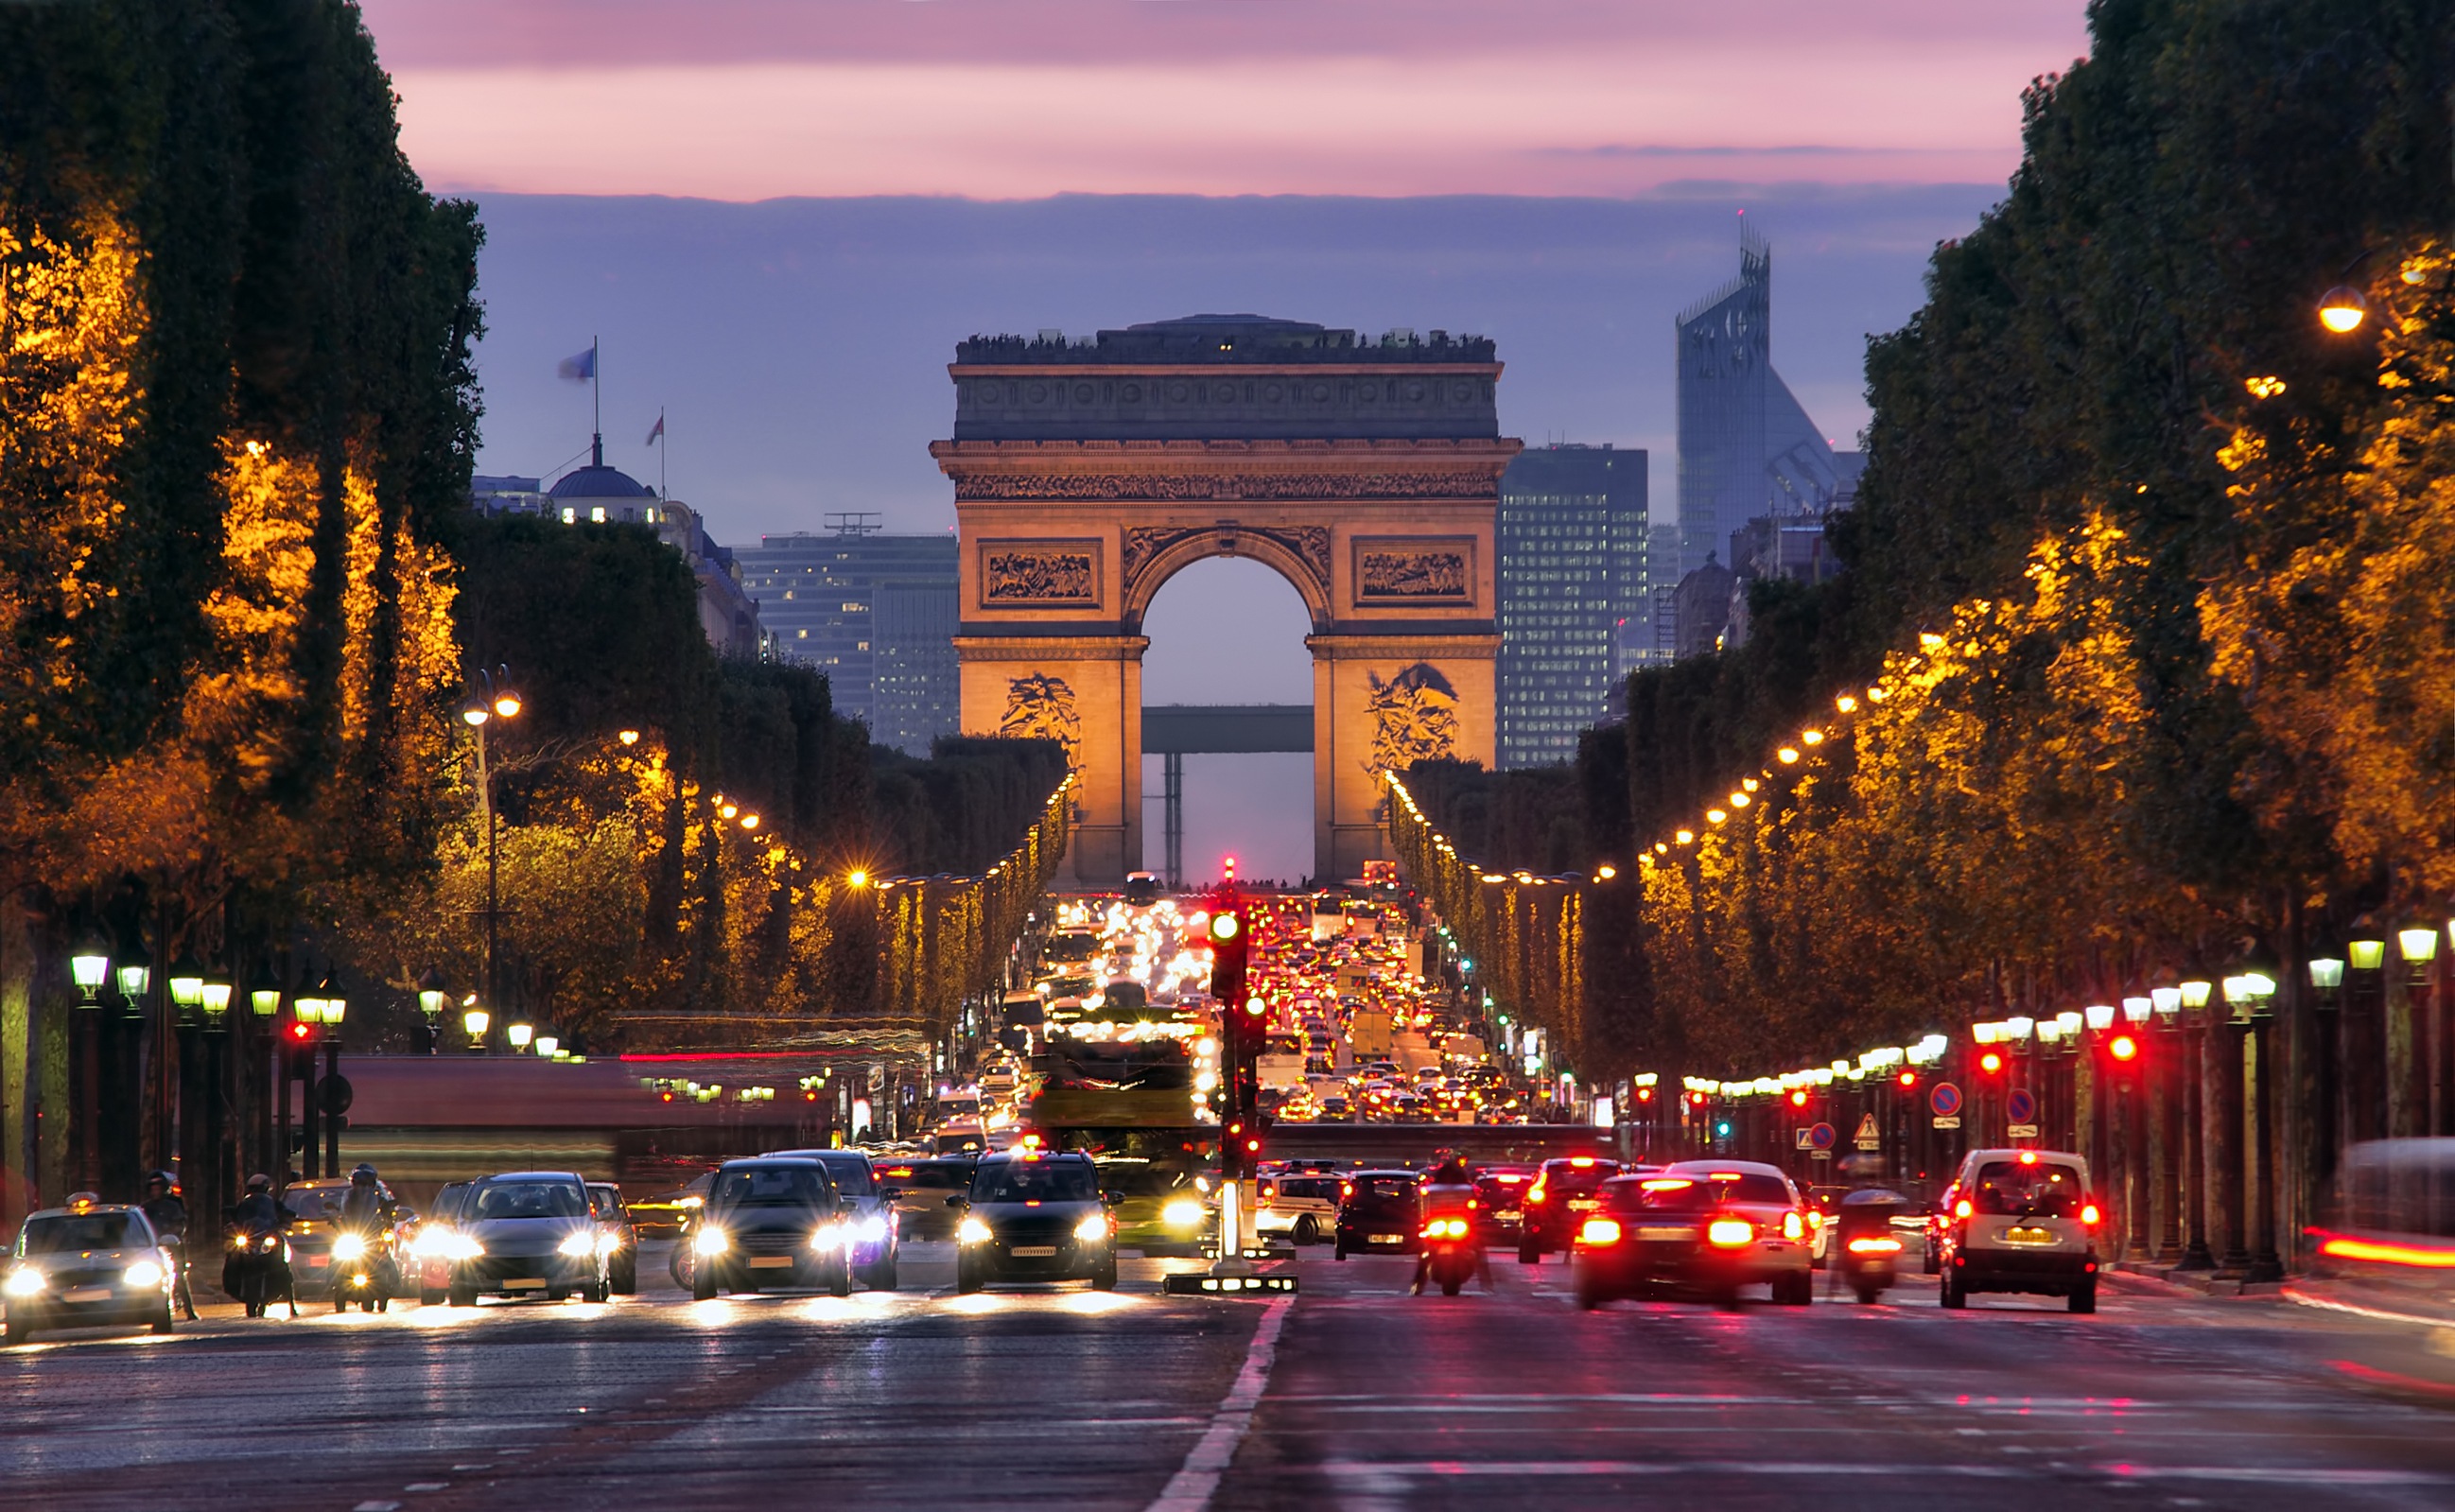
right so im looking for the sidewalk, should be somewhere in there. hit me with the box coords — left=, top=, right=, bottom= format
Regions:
left=2110, top=1260, right=2289, bottom=1298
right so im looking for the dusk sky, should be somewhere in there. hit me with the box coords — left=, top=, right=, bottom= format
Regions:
left=358, top=0, right=2094, bottom=882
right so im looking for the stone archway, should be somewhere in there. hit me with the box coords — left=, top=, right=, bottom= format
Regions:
left=932, top=315, right=1520, bottom=886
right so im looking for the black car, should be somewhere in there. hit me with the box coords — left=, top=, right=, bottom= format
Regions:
left=444, top=1172, right=610, bottom=1306
left=691, top=1159, right=849, bottom=1299
left=1333, top=1170, right=1423, bottom=1259
left=771, top=1148, right=899, bottom=1289
left=1518, top=1156, right=1623, bottom=1263
left=953, top=1152, right=1117, bottom=1293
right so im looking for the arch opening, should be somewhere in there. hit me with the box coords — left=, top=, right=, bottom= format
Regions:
left=1140, top=555, right=1315, bottom=889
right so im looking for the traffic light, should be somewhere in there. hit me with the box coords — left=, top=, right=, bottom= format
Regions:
left=1897, top=1070, right=1918, bottom=1088
left=2109, top=1034, right=2139, bottom=1063
left=1207, top=900, right=1247, bottom=1008
left=1979, top=1051, right=2005, bottom=1075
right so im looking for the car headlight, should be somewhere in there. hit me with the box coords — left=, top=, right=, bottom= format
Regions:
left=958, top=1216, right=992, bottom=1244
left=5, top=1267, right=44, bottom=1296
left=1161, top=1200, right=1204, bottom=1228
left=856, top=1215, right=888, bottom=1243
left=123, top=1260, right=165, bottom=1289
left=810, top=1225, right=844, bottom=1251
left=556, top=1229, right=596, bottom=1258
left=692, top=1226, right=730, bottom=1256
left=1073, top=1213, right=1109, bottom=1243
left=444, top=1233, right=484, bottom=1260
left=333, top=1233, right=368, bottom=1261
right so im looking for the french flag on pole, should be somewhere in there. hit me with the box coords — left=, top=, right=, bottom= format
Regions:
left=558, top=345, right=597, bottom=381
left=645, top=413, right=665, bottom=445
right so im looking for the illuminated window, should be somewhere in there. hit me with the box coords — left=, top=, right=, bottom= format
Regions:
left=591, top=506, right=606, bottom=522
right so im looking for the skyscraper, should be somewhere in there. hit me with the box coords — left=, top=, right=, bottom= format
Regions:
left=1675, top=224, right=1861, bottom=584
left=1496, top=443, right=1648, bottom=769
left=732, top=521, right=961, bottom=754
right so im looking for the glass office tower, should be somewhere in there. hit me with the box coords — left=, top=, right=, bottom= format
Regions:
left=1496, top=444, right=1648, bottom=769
left=733, top=522, right=960, bottom=754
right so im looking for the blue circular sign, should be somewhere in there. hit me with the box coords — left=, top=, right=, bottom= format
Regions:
left=1929, top=1082, right=1962, bottom=1118
left=1809, top=1121, right=1837, bottom=1150
left=2006, top=1087, right=2037, bottom=1123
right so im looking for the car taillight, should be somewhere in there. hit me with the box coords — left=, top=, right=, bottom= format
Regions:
left=1954, top=1200, right=1972, bottom=1219
left=2081, top=1203, right=2100, bottom=1226
left=1706, top=1218, right=1753, bottom=1247
left=1527, top=1183, right=1547, bottom=1205
left=1782, top=1211, right=1804, bottom=1241
left=1846, top=1237, right=1903, bottom=1254
left=1421, top=1218, right=1468, bottom=1240
left=1578, top=1218, right=1622, bottom=1246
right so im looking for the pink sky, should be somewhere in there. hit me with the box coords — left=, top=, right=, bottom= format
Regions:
left=368, top=0, right=2090, bottom=200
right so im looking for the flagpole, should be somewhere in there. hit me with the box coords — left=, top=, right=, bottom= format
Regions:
left=591, top=335, right=601, bottom=467
left=659, top=408, right=668, bottom=499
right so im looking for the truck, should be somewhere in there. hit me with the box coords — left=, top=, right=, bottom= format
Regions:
left=1349, top=1009, right=1393, bottom=1060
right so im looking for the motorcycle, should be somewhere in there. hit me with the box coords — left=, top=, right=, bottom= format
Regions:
left=1418, top=1214, right=1481, bottom=1296
left=1830, top=1190, right=1907, bottom=1305
left=225, top=1223, right=297, bottom=1319
left=155, top=1232, right=200, bottom=1321
left=330, top=1228, right=398, bottom=1312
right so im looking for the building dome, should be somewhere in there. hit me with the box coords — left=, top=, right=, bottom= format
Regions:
left=548, top=464, right=654, bottom=499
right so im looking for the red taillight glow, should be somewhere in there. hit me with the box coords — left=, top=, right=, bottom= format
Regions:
left=1421, top=1218, right=1469, bottom=1240
left=1707, top=1219, right=1753, bottom=1247
left=1578, top=1218, right=1623, bottom=1246
left=1847, top=1237, right=1904, bottom=1255
left=1782, top=1211, right=1804, bottom=1241
left=1527, top=1183, right=1548, bottom=1205
left=1569, top=1156, right=1595, bottom=1168
left=2317, top=1232, right=2455, bottom=1269
left=2019, top=1151, right=2038, bottom=1164
left=2081, top=1204, right=2100, bottom=1226
left=1954, top=1200, right=1972, bottom=1219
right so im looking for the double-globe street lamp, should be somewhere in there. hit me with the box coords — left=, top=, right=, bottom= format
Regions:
left=461, top=665, right=522, bottom=1049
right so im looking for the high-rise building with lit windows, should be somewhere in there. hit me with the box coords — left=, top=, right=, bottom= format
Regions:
left=1496, top=443, right=1649, bottom=770
left=732, top=520, right=960, bottom=754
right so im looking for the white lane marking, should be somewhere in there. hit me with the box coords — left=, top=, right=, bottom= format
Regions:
left=1142, top=1296, right=1294, bottom=1512
left=1320, top=1461, right=2451, bottom=1486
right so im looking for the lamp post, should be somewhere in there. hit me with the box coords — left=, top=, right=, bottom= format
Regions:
left=2346, top=930, right=2387, bottom=1152
left=2149, top=985, right=2184, bottom=1262
left=416, top=967, right=447, bottom=1055
left=2308, top=951, right=2345, bottom=1199
left=2235, top=963, right=2281, bottom=1282
left=2177, top=978, right=2216, bottom=1270
left=2399, top=924, right=2442, bottom=1137
left=315, top=971, right=348, bottom=1178
left=69, top=938, right=109, bottom=1192
left=463, top=665, right=523, bottom=1050
left=462, top=1002, right=491, bottom=1054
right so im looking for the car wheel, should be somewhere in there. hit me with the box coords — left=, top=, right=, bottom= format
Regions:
left=2069, top=1280, right=2097, bottom=1314
left=1940, top=1273, right=1965, bottom=1310
left=867, top=1256, right=898, bottom=1292
left=1712, top=1285, right=1743, bottom=1310
left=613, top=1257, right=637, bottom=1295
left=1518, top=1241, right=1541, bottom=1266
left=1332, top=1239, right=1349, bottom=1260
left=957, top=1259, right=982, bottom=1295
left=692, top=1267, right=716, bottom=1302
left=421, top=1286, right=444, bottom=1306
left=3, top=1314, right=29, bottom=1345
left=828, top=1260, right=851, bottom=1299
left=1922, top=1244, right=1941, bottom=1277
left=1854, top=1283, right=1880, bottom=1306
left=448, top=1286, right=476, bottom=1308
left=1092, top=1259, right=1119, bottom=1292
left=546, top=1286, right=569, bottom=1303
left=1293, top=1216, right=1319, bottom=1246
left=1785, top=1273, right=1815, bottom=1306
left=151, top=1300, right=175, bottom=1335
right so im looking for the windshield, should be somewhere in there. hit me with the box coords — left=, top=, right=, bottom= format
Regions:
left=22, top=1213, right=134, bottom=1253
left=1100, top=1163, right=1197, bottom=1198
left=973, top=1161, right=1099, bottom=1203
left=713, top=1167, right=834, bottom=1208
left=1348, top=1175, right=1419, bottom=1206
left=1542, top=1161, right=1618, bottom=1193
left=812, top=1154, right=874, bottom=1196
left=1972, top=1161, right=2085, bottom=1218
left=1618, top=1173, right=1792, bottom=1212
left=1275, top=1177, right=1339, bottom=1200
left=472, top=1181, right=587, bottom=1220
left=283, top=1188, right=341, bottom=1220
left=890, top=1165, right=970, bottom=1190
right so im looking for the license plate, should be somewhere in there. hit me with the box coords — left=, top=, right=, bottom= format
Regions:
left=1497, top=1209, right=1523, bottom=1221
left=1638, top=1226, right=1690, bottom=1241
left=307, top=1256, right=330, bottom=1267
left=1370, top=1234, right=1404, bottom=1245
left=2002, top=1226, right=2057, bottom=1244
left=61, top=1286, right=112, bottom=1303
left=1569, top=1199, right=1600, bottom=1211
left=748, top=1256, right=794, bottom=1269
left=1010, top=1245, right=1057, bottom=1258
left=504, top=1277, right=548, bottom=1290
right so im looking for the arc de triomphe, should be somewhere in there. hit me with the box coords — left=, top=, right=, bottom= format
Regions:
left=932, top=315, right=1520, bottom=886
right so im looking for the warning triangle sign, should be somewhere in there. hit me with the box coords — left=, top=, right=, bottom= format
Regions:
left=1854, top=1114, right=1880, bottom=1141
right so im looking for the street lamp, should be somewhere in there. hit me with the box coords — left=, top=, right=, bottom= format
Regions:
left=2122, top=996, right=2152, bottom=1028
left=169, top=955, right=205, bottom=1018
left=462, top=1001, right=491, bottom=1051
left=249, top=965, right=283, bottom=1017
left=534, top=1034, right=560, bottom=1058
left=2398, top=925, right=2439, bottom=984
left=2308, top=952, right=2346, bottom=1009
left=200, top=969, right=232, bottom=1028
left=116, top=946, right=150, bottom=1021
left=507, top=1021, right=534, bottom=1051
left=2084, top=1003, right=2115, bottom=1034
left=2318, top=286, right=2366, bottom=333
left=317, top=972, right=347, bottom=1030
left=70, top=939, right=109, bottom=1005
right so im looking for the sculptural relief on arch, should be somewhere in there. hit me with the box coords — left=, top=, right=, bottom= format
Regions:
left=935, top=315, right=1516, bottom=886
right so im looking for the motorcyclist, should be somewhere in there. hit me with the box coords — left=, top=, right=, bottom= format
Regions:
left=1411, top=1153, right=1489, bottom=1295
left=335, top=1164, right=399, bottom=1306
left=228, top=1173, right=290, bottom=1318
left=139, top=1171, right=199, bottom=1320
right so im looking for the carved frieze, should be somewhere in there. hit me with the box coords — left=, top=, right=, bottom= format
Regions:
left=1352, top=537, right=1475, bottom=604
left=998, top=672, right=1081, bottom=760
left=949, top=470, right=1500, bottom=503
left=1121, top=523, right=1332, bottom=606
left=980, top=540, right=1101, bottom=607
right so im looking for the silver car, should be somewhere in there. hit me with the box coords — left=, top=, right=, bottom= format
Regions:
left=441, top=1172, right=612, bottom=1306
left=6, top=1201, right=178, bottom=1344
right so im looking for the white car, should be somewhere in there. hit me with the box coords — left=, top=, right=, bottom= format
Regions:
left=1256, top=1173, right=1341, bottom=1245
left=1938, top=1148, right=2100, bottom=1312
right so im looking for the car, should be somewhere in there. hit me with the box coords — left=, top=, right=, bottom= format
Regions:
left=770, top=1149, right=899, bottom=1289
left=1472, top=1166, right=1537, bottom=1241
left=1333, top=1170, right=1423, bottom=1259
left=1517, top=1156, right=1623, bottom=1263
left=1572, top=1162, right=1814, bottom=1309
left=278, top=1175, right=409, bottom=1304
left=875, top=1156, right=977, bottom=1241
left=628, top=1170, right=714, bottom=1239
left=1257, top=1173, right=1340, bottom=1245
left=587, top=1183, right=640, bottom=1295
left=1099, top=1158, right=1216, bottom=1256
left=412, top=1181, right=474, bottom=1303
left=4, top=1199, right=178, bottom=1343
left=1937, top=1148, right=2101, bottom=1312
left=953, top=1151, right=1118, bottom=1293
left=690, top=1159, right=851, bottom=1299
left=440, top=1172, right=612, bottom=1306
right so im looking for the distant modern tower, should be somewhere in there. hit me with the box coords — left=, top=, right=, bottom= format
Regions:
left=733, top=518, right=961, bottom=754
left=1496, top=444, right=1648, bottom=769
left=1674, top=223, right=1862, bottom=584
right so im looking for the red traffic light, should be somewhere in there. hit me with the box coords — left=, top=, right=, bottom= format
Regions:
left=1897, top=1070, right=1917, bottom=1088
left=2109, top=1034, right=2140, bottom=1063
left=1980, top=1051, right=2004, bottom=1074
left=1241, top=994, right=1265, bottom=1018
left=288, top=1022, right=313, bottom=1041
left=1789, top=1090, right=1808, bottom=1107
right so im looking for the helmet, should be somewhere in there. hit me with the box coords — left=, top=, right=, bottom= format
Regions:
left=246, top=1173, right=272, bottom=1191
left=350, top=1163, right=377, bottom=1183
left=145, top=1169, right=174, bottom=1190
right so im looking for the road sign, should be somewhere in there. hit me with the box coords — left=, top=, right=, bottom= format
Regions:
left=2006, top=1087, right=2037, bottom=1124
left=2008, top=1122, right=2041, bottom=1138
left=1929, top=1082, right=1962, bottom=1118
left=1811, top=1149, right=1832, bottom=1161
left=1852, top=1113, right=1881, bottom=1150
left=1809, top=1121, right=1837, bottom=1151
left=1794, top=1127, right=1814, bottom=1150
left=1932, top=1116, right=1962, bottom=1130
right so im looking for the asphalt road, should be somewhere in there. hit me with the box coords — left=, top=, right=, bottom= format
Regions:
left=5, top=1243, right=2452, bottom=1510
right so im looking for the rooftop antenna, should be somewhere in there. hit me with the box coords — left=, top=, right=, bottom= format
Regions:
left=825, top=513, right=883, bottom=537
